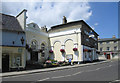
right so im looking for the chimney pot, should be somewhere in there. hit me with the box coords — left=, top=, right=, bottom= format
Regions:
left=112, top=35, right=116, bottom=38
left=63, top=16, right=67, bottom=24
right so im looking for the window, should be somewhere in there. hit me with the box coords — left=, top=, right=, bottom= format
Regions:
left=107, top=47, right=110, bottom=51
left=100, top=48, right=103, bottom=51
left=31, top=40, right=37, bottom=50
left=12, top=54, right=22, bottom=67
left=100, top=42, right=102, bottom=44
left=106, top=41, right=109, bottom=44
left=114, top=41, right=117, bottom=43
left=86, top=39, right=89, bottom=42
left=41, top=43, right=45, bottom=57
left=114, top=46, right=117, bottom=51
left=33, top=24, right=36, bottom=28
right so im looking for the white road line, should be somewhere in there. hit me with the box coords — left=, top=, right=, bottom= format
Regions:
left=64, top=75, right=71, bottom=77
left=96, top=68, right=101, bottom=70
left=3, top=71, right=52, bottom=78
left=37, top=77, right=50, bottom=81
left=109, top=65, right=112, bottom=67
left=72, top=72, right=82, bottom=76
left=52, top=76, right=65, bottom=79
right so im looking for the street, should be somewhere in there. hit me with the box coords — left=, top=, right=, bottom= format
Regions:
left=2, top=60, right=119, bottom=82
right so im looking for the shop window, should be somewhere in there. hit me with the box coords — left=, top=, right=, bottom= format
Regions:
left=12, top=54, right=22, bottom=67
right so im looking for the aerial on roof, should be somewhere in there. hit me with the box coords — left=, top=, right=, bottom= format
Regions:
left=0, top=13, right=24, bottom=32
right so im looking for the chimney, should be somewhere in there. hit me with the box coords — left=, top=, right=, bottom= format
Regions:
left=98, top=36, right=100, bottom=40
left=41, top=25, right=47, bottom=32
left=16, top=9, right=27, bottom=30
left=112, top=35, right=116, bottom=38
left=62, top=16, right=67, bottom=24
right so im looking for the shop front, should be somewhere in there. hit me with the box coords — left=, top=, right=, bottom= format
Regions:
left=2, top=46, right=25, bottom=72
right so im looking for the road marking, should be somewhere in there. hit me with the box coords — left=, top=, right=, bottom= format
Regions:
left=96, top=68, right=101, bottom=70
left=72, top=72, right=82, bottom=76
left=37, top=77, right=50, bottom=81
left=52, top=76, right=65, bottom=79
left=64, top=75, right=71, bottom=77
left=109, top=65, right=112, bottom=67
left=3, top=71, right=52, bottom=78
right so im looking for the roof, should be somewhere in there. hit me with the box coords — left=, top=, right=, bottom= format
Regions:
left=98, top=38, right=120, bottom=42
left=0, top=13, right=24, bottom=32
left=48, top=20, right=99, bottom=36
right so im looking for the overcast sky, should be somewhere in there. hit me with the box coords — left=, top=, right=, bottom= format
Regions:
left=1, top=1, right=118, bottom=38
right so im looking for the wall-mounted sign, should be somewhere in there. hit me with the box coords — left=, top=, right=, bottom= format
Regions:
left=66, top=54, right=73, bottom=60
left=18, top=48, right=22, bottom=53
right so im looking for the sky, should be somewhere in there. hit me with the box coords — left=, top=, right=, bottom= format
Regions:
left=1, top=1, right=118, bottom=39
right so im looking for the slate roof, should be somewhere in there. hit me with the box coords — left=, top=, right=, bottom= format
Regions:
left=0, top=13, right=24, bottom=32
left=98, top=38, right=120, bottom=42
left=48, top=20, right=99, bottom=36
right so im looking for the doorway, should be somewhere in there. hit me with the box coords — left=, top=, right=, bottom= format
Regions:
left=107, top=54, right=110, bottom=59
left=2, top=53, right=9, bottom=72
left=31, top=51, right=38, bottom=61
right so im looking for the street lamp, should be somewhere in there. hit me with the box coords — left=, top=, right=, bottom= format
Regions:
left=21, top=37, right=24, bottom=45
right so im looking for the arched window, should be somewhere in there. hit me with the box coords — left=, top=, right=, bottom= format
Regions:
left=41, top=43, right=45, bottom=57
left=31, top=40, right=37, bottom=50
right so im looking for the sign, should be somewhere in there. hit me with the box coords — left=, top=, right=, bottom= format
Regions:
left=66, top=54, right=73, bottom=60
left=18, top=48, right=22, bottom=53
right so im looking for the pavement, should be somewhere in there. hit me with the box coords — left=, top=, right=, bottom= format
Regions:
left=1, top=59, right=114, bottom=78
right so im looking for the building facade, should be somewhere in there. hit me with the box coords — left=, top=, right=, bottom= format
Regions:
left=98, top=35, right=120, bottom=59
left=1, top=9, right=27, bottom=72
left=48, top=16, right=99, bottom=63
left=25, top=23, right=49, bottom=65
left=1, top=10, right=99, bottom=72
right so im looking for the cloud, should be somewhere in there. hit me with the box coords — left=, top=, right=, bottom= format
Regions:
left=2, top=1, right=92, bottom=29
left=94, top=23, right=98, bottom=26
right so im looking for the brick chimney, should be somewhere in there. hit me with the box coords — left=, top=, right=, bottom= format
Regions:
left=62, top=16, right=67, bottom=24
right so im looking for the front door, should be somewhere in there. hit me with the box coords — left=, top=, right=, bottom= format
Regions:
left=2, top=54, right=9, bottom=72
left=31, top=51, right=38, bottom=61
left=107, top=54, right=110, bottom=59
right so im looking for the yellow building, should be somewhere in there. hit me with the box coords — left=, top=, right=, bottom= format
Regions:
left=48, top=16, right=99, bottom=63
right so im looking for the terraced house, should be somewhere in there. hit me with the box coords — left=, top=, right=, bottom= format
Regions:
left=98, top=35, right=120, bottom=59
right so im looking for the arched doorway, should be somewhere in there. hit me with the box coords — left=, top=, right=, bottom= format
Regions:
left=30, top=40, right=38, bottom=61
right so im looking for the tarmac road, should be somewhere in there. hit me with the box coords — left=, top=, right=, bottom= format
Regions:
left=2, top=60, right=119, bottom=82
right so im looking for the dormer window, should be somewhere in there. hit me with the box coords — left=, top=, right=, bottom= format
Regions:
left=33, top=24, right=35, bottom=28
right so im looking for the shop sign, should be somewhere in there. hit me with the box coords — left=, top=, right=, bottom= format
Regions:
left=66, top=54, right=73, bottom=60
left=18, top=48, right=22, bottom=53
